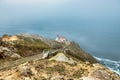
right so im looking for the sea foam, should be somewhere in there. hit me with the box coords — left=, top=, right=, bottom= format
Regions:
left=94, top=56, right=120, bottom=75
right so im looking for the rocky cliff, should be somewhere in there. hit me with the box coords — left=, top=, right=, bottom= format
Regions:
left=0, top=33, right=119, bottom=80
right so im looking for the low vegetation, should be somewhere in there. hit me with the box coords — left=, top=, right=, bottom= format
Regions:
left=14, top=37, right=50, bottom=57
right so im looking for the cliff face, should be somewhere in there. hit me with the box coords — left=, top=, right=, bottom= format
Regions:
left=0, top=33, right=97, bottom=63
left=0, top=34, right=119, bottom=80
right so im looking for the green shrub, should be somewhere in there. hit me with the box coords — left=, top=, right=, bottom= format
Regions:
left=73, top=68, right=84, bottom=78
left=46, top=64, right=65, bottom=74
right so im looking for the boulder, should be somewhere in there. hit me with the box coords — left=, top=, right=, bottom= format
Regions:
left=1, top=34, right=10, bottom=42
left=10, top=53, right=21, bottom=60
left=18, top=65, right=32, bottom=76
left=49, top=53, right=76, bottom=64
left=9, top=35, right=19, bottom=41
left=0, top=46, right=21, bottom=59
left=1, top=34, right=19, bottom=42
left=89, top=70, right=112, bottom=80
left=51, top=75, right=64, bottom=80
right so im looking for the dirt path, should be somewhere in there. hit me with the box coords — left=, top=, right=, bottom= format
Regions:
left=0, top=53, right=43, bottom=71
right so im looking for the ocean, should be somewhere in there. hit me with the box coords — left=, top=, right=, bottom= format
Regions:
left=0, top=0, right=120, bottom=75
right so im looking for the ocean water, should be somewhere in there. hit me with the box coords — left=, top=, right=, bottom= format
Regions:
left=95, top=57, right=120, bottom=75
left=0, top=0, right=120, bottom=74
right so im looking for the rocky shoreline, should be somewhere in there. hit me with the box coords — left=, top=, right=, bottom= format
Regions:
left=0, top=33, right=119, bottom=80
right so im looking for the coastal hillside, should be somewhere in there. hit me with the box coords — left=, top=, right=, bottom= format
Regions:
left=0, top=34, right=119, bottom=80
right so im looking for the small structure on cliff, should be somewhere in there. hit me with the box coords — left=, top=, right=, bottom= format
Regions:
left=55, top=35, right=67, bottom=42
left=55, top=35, right=70, bottom=45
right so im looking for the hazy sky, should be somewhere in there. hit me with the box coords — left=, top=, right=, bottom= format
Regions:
left=0, top=0, right=120, bottom=25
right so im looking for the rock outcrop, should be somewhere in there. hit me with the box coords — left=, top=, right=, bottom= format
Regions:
left=49, top=53, right=76, bottom=64
left=1, top=34, right=19, bottom=42
left=0, top=46, right=21, bottom=59
left=0, top=33, right=119, bottom=80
